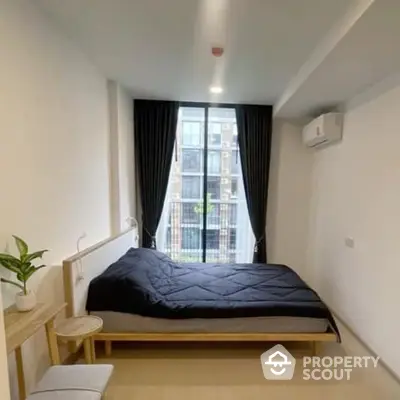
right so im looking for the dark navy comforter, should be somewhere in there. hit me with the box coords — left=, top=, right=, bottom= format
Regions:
left=86, top=248, right=339, bottom=338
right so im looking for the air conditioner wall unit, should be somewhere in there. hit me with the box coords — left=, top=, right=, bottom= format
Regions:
left=302, top=112, right=343, bottom=148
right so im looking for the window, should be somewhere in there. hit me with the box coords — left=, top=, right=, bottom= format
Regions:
left=209, top=123, right=222, bottom=134
left=207, top=177, right=220, bottom=199
left=229, top=229, right=236, bottom=250
left=182, top=227, right=201, bottom=250
left=158, top=106, right=254, bottom=263
left=209, top=123, right=222, bottom=146
left=232, top=124, right=238, bottom=147
left=182, top=149, right=201, bottom=172
left=182, top=122, right=201, bottom=146
left=168, top=202, right=180, bottom=226
left=166, top=227, right=171, bottom=249
left=208, top=150, right=220, bottom=174
left=182, top=203, right=200, bottom=224
left=205, top=229, right=220, bottom=249
left=182, top=176, right=201, bottom=199
left=231, top=150, right=239, bottom=174
left=207, top=204, right=220, bottom=225
left=180, top=251, right=202, bottom=262
left=229, top=204, right=237, bottom=225
left=231, top=178, right=238, bottom=198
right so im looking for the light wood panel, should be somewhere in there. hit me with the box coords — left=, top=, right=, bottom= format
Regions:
left=94, top=331, right=337, bottom=342
left=56, top=316, right=103, bottom=341
left=4, top=302, right=66, bottom=354
left=83, top=338, right=92, bottom=364
left=14, top=347, right=25, bottom=400
left=90, top=338, right=96, bottom=363
left=63, top=227, right=138, bottom=319
left=0, top=287, right=10, bottom=400
left=105, top=340, right=112, bottom=357
left=63, top=227, right=137, bottom=353
left=55, top=315, right=103, bottom=363
left=63, top=228, right=136, bottom=264
left=45, top=319, right=61, bottom=365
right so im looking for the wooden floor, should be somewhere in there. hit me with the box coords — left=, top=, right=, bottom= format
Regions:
left=90, top=333, right=400, bottom=400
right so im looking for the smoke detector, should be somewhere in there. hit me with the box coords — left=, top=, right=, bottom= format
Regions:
left=211, top=47, right=224, bottom=57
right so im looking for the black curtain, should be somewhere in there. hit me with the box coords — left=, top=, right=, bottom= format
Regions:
left=134, top=99, right=179, bottom=248
left=235, top=105, right=273, bottom=263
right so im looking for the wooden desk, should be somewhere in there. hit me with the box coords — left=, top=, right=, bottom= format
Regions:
left=4, top=302, right=67, bottom=400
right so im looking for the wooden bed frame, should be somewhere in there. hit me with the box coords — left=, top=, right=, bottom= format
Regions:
left=62, top=228, right=338, bottom=356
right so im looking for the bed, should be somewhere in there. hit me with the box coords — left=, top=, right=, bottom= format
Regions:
left=63, top=227, right=339, bottom=355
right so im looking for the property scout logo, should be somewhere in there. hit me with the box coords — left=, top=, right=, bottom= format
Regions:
left=260, top=344, right=379, bottom=381
left=261, top=344, right=296, bottom=380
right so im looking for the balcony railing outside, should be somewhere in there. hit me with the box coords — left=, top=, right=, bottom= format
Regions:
left=164, top=201, right=239, bottom=263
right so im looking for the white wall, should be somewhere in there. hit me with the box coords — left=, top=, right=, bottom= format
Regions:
left=0, top=0, right=111, bottom=282
left=108, top=81, right=136, bottom=234
left=308, top=85, right=400, bottom=377
left=268, top=120, right=313, bottom=278
left=0, top=0, right=118, bottom=397
left=117, top=86, right=136, bottom=229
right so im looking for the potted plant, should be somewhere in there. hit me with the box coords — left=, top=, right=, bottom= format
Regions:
left=0, top=236, right=48, bottom=312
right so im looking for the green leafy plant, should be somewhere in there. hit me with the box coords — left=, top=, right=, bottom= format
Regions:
left=194, top=193, right=215, bottom=215
left=0, top=236, right=48, bottom=295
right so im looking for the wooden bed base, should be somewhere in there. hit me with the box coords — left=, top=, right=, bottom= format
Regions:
left=94, top=331, right=337, bottom=342
left=62, top=228, right=339, bottom=357
left=94, top=330, right=337, bottom=357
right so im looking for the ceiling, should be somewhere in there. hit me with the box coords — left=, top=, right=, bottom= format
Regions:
left=37, top=0, right=352, bottom=105
left=275, top=0, right=400, bottom=118
left=36, top=0, right=400, bottom=118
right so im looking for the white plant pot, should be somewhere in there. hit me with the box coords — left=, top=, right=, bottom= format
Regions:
left=15, top=290, right=36, bottom=312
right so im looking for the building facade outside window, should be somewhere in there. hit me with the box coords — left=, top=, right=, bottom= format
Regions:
left=157, top=107, right=254, bottom=263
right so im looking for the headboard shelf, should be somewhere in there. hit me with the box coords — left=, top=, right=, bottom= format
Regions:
left=63, top=227, right=138, bottom=321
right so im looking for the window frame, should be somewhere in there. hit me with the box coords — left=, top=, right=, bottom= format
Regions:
left=178, top=102, right=243, bottom=263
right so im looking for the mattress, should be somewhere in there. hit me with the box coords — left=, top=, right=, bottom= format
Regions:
left=92, top=311, right=330, bottom=333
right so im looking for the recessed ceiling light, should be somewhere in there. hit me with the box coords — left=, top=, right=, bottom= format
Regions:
left=210, top=86, right=223, bottom=94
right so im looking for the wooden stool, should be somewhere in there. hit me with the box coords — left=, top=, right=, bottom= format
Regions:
left=56, top=316, right=103, bottom=364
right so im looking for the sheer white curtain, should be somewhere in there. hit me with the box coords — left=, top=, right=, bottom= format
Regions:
left=235, top=171, right=255, bottom=263
left=157, top=156, right=254, bottom=263
left=156, top=163, right=173, bottom=253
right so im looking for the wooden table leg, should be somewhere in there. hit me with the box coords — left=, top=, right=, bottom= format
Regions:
left=15, top=346, right=26, bottom=400
left=83, top=338, right=93, bottom=364
left=90, top=338, right=96, bottom=363
left=311, top=341, right=322, bottom=356
left=45, top=318, right=60, bottom=365
left=105, top=340, right=112, bottom=357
